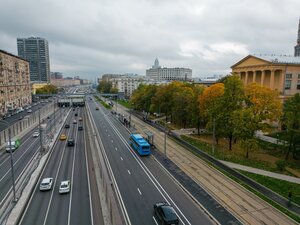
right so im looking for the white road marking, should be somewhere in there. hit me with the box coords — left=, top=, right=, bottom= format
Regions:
left=127, top=170, right=131, bottom=175
left=137, top=188, right=142, bottom=195
left=152, top=216, right=159, bottom=225
left=120, top=157, right=123, bottom=161
left=111, top=140, right=113, bottom=143
left=115, top=147, right=118, bottom=151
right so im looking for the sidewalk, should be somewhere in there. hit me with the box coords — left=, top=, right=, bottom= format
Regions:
left=220, top=160, right=300, bottom=184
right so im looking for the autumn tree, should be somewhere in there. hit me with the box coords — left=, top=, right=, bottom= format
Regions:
left=36, top=84, right=58, bottom=94
left=199, top=83, right=224, bottom=143
left=97, top=80, right=113, bottom=93
left=283, top=93, right=300, bottom=160
left=217, top=75, right=244, bottom=150
left=233, top=83, right=282, bottom=158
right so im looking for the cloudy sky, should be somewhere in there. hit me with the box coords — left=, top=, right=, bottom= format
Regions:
left=0, top=0, right=299, bottom=80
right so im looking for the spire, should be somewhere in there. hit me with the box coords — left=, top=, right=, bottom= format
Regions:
left=294, top=19, right=300, bottom=57
left=152, top=57, right=161, bottom=69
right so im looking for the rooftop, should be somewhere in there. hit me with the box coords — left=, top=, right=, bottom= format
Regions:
left=253, top=54, right=300, bottom=64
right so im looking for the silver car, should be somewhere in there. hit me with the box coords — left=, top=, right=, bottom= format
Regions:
left=59, top=180, right=70, bottom=194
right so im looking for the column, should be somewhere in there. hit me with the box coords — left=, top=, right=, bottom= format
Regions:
left=245, top=71, right=249, bottom=85
left=253, top=71, right=256, bottom=83
left=270, top=70, right=275, bottom=89
left=261, top=70, right=265, bottom=86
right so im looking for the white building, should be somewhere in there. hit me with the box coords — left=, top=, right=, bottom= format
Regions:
left=102, top=74, right=154, bottom=98
left=146, top=58, right=192, bottom=81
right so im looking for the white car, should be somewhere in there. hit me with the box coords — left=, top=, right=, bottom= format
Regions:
left=59, top=180, right=71, bottom=194
left=40, top=178, right=53, bottom=191
left=32, top=131, right=39, bottom=137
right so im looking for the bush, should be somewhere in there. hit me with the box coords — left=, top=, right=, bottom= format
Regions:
left=276, top=160, right=288, bottom=172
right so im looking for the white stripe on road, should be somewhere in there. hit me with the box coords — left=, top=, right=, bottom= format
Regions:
left=127, top=170, right=131, bottom=175
left=137, top=188, right=142, bottom=195
left=120, top=157, right=123, bottom=161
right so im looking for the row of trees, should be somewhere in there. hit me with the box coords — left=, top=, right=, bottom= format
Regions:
left=97, top=80, right=118, bottom=94
left=130, top=75, right=296, bottom=158
left=36, top=84, right=58, bottom=94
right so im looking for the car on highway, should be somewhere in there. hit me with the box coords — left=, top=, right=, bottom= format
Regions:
left=75, top=113, right=78, bottom=116
left=40, top=178, right=53, bottom=191
left=67, top=139, right=75, bottom=146
left=59, top=180, right=70, bottom=194
left=95, top=107, right=99, bottom=110
left=32, top=131, right=40, bottom=137
left=27, top=109, right=32, bottom=113
left=64, top=124, right=70, bottom=128
left=59, top=134, right=67, bottom=140
left=78, top=125, right=83, bottom=131
left=73, top=120, right=77, bottom=124
left=154, top=202, right=179, bottom=225
left=78, top=117, right=82, bottom=121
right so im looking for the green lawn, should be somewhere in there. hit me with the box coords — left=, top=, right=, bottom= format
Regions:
left=94, top=95, right=111, bottom=109
left=238, top=170, right=300, bottom=206
left=117, top=99, right=131, bottom=108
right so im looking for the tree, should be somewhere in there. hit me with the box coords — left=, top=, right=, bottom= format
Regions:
left=217, top=75, right=244, bottom=150
left=36, top=84, right=58, bottom=94
left=97, top=80, right=112, bottom=93
left=283, top=93, right=300, bottom=160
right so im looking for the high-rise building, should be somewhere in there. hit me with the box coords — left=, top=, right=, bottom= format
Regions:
left=146, top=58, right=192, bottom=81
left=295, top=19, right=300, bottom=57
left=17, top=37, right=50, bottom=82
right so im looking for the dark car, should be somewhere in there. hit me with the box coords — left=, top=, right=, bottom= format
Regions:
left=75, top=113, right=78, bottom=116
left=95, top=107, right=99, bottom=110
left=154, top=202, right=179, bottom=225
left=65, top=124, right=70, bottom=128
left=67, top=139, right=75, bottom=146
left=78, top=126, right=83, bottom=131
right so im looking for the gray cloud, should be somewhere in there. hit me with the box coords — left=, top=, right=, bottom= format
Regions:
left=0, top=0, right=299, bottom=80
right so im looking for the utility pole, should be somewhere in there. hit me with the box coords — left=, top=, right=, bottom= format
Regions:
left=212, top=117, right=216, bottom=154
left=8, top=127, right=16, bottom=202
left=38, top=108, right=43, bottom=154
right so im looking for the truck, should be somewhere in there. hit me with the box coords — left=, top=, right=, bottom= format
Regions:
left=6, top=138, right=21, bottom=152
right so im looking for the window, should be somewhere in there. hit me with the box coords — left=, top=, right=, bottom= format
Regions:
left=298, top=74, right=300, bottom=79
left=297, top=80, right=300, bottom=90
left=286, top=74, right=292, bottom=79
left=285, top=80, right=291, bottom=90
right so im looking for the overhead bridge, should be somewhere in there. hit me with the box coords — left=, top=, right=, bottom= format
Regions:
left=57, top=94, right=85, bottom=107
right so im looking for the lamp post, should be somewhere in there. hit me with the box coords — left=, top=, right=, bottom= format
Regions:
left=164, top=120, right=170, bottom=157
left=38, top=107, right=43, bottom=154
left=0, top=121, right=16, bottom=202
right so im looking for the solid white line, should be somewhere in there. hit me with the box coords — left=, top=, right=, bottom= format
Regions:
left=87, top=102, right=131, bottom=225
left=67, top=115, right=79, bottom=225
left=152, top=216, right=159, bottom=225
left=104, top=114, right=191, bottom=225
left=0, top=131, right=35, bottom=168
left=43, top=123, right=73, bottom=225
left=115, top=147, right=118, bottom=151
left=137, top=188, right=142, bottom=195
left=84, top=116, right=94, bottom=225
left=0, top=138, right=39, bottom=183
left=120, top=157, right=123, bottom=161
left=127, top=170, right=131, bottom=175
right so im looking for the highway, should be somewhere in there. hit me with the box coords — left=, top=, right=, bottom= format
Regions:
left=88, top=97, right=215, bottom=225
left=19, top=107, right=96, bottom=225
left=0, top=105, right=64, bottom=220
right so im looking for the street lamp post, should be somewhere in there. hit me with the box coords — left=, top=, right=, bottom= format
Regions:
left=0, top=121, right=16, bottom=202
left=38, top=108, right=43, bottom=154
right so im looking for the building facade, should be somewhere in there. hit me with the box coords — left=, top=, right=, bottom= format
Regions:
left=231, top=55, right=300, bottom=97
left=0, top=50, right=32, bottom=117
left=17, top=37, right=50, bottom=82
left=146, top=58, right=192, bottom=81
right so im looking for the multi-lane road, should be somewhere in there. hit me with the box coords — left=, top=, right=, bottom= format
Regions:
left=87, top=97, right=215, bottom=225
left=19, top=107, right=97, bottom=225
left=0, top=95, right=236, bottom=225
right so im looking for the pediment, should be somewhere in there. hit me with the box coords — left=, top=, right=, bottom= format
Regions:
left=231, top=55, right=271, bottom=69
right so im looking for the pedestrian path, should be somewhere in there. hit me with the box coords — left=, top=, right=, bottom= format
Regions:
left=220, top=160, right=300, bottom=184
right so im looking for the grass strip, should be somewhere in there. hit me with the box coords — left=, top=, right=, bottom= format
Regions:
left=94, top=95, right=111, bottom=109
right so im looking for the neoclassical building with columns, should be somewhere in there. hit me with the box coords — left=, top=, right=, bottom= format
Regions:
left=231, top=55, right=300, bottom=98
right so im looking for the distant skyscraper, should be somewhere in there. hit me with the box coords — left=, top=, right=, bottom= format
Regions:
left=152, top=57, right=161, bottom=69
left=295, top=19, right=300, bottom=57
left=17, top=37, right=50, bottom=82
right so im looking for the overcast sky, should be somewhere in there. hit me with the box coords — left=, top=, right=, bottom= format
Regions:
left=0, top=0, right=299, bottom=80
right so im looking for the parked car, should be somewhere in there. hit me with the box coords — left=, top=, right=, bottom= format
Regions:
left=40, top=178, right=53, bottom=191
left=59, top=180, right=71, bottom=194
left=154, top=202, right=179, bottom=225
